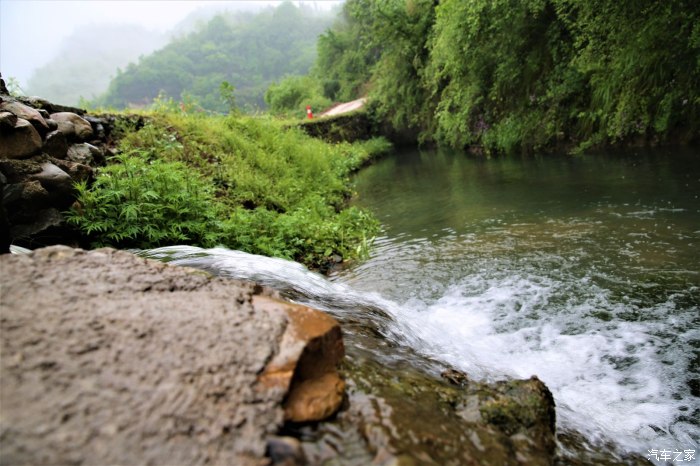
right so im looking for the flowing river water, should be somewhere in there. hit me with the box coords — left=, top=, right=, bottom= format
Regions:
left=143, top=146, right=699, bottom=462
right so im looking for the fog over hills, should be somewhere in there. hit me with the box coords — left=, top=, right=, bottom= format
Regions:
left=0, top=1, right=341, bottom=106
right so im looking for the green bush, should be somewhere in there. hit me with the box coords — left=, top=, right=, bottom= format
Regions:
left=264, top=75, right=332, bottom=118
left=66, top=153, right=222, bottom=248
left=219, top=196, right=378, bottom=264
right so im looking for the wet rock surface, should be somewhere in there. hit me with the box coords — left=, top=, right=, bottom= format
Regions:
left=0, top=246, right=346, bottom=465
left=0, top=117, right=43, bottom=159
left=287, top=359, right=557, bottom=466
left=50, top=111, right=94, bottom=141
left=282, top=357, right=650, bottom=466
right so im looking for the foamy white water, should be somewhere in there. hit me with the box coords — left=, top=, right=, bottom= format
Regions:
left=384, top=270, right=699, bottom=453
left=141, top=242, right=699, bottom=458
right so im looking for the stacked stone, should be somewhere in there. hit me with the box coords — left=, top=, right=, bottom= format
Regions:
left=0, top=80, right=114, bottom=252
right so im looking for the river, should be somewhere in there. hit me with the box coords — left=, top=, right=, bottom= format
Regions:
left=142, top=146, right=699, bottom=461
left=339, top=145, right=700, bottom=455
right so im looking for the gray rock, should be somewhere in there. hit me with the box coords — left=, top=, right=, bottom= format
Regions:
left=0, top=118, right=43, bottom=159
left=0, top=100, right=50, bottom=134
left=0, top=156, right=44, bottom=182
left=44, top=118, right=58, bottom=131
left=17, top=96, right=52, bottom=111
left=0, top=73, right=8, bottom=96
left=2, top=180, right=50, bottom=206
left=0, top=111, right=17, bottom=129
left=85, top=116, right=107, bottom=140
left=50, top=158, right=93, bottom=183
left=0, top=158, right=75, bottom=239
left=43, top=130, right=69, bottom=159
left=7, top=207, right=63, bottom=239
left=20, top=96, right=86, bottom=116
left=30, top=162, right=74, bottom=194
left=50, top=112, right=93, bottom=141
left=0, top=246, right=346, bottom=465
left=267, top=436, right=307, bottom=465
left=66, top=142, right=101, bottom=165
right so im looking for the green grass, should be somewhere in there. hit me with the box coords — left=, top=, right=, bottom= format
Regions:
left=66, top=110, right=389, bottom=269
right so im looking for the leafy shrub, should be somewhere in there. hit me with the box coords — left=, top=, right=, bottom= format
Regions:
left=67, top=153, right=222, bottom=248
left=264, top=75, right=332, bottom=118
left=219, top=197, right=378, bottom=266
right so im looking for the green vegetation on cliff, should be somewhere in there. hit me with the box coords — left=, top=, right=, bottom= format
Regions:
left=66, top=108, right=390, bottom=268
left=313, top=0, right=700, bottom=153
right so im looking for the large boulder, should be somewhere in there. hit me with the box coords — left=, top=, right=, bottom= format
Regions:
left=0, top=100, right=50, bottom=134
left=0, top=111, right=17, bottom=129
left=42, top=129, right=69, bottom=159
left=0, top=118, right=43, bottom=159
left=0, top=246, right=346, bottom=465
left=50, top=112, right=93, bottom=141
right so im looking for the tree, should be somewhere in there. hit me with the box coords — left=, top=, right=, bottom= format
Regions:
left=97, top=2, right=335, bottom=113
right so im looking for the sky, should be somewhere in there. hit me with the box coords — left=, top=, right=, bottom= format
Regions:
left=0, top=0, right=341, bottom=88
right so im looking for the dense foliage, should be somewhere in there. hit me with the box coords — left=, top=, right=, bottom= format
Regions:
left=314, top=0, right=700, bottom=153
left=66, top=110, right=390, bottom=268
left=264, top=75, right=332, bottom=119
left=97, top=2, right=334, bottom=113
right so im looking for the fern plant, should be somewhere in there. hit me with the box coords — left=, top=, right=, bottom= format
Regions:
left=66, top=152, right=222, bottom=249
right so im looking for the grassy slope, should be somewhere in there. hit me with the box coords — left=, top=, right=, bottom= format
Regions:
left=67, top=110, right=391, bottom=269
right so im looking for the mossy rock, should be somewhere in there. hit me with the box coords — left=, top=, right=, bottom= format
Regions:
left=298, top=111, right=375, bottom=143
left=478, top=377, right=556, bottom=437
left=285, top=358, right=557, bottom=466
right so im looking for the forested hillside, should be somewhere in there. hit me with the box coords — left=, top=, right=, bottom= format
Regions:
left=97, top=2, right=335, bottom=112
left=310, top=0, right=700, bottom=153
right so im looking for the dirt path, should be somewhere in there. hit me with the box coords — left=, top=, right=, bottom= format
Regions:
left=320, top=97, right=366, bottom=117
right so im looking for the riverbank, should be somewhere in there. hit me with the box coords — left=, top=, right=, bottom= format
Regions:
left=310, top=0, right=700, bottom=155
left=0, top=88, right=391, bottom=270
left=67, top=110, right=391, bottom=270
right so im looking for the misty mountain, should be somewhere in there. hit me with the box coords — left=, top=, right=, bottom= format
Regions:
left=97, top=2, right=336, bottom=113
left=25, top=24, right=166, bottom=106
left=167, top=1, right=272, bottom=38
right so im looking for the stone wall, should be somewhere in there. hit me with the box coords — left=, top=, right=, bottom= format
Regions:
left=298, top=111, right=376, bottom=143
left=0, top=78, right=142, bottom=252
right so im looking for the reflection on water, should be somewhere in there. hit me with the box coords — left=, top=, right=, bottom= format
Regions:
left=336, top=147, right=699, bottom=454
